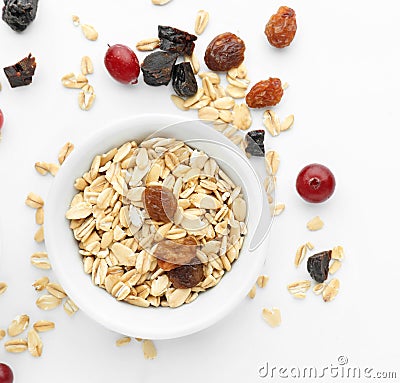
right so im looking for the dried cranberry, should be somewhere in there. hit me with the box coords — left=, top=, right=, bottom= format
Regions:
left=141, top=51, right=179, bottom=86
left=172, top=62, right=198, bottom=97
left=158, top=25, right=197, bottom=56
left=307, top=251, right=332, bottom=283
left=204, top=32, right=245, bottom=71
left=265, top=6, right=297, bottom=48
left=0, top=363, right=13, bottom=383
left=246, top=78, right=283, bottom=108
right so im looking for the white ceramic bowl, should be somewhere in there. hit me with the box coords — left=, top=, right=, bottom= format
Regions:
left=45, top=114, right=272, bottom=339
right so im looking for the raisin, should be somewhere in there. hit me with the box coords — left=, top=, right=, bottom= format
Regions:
left=171, top=62, right=198, bottom=98
left=245, top=78, right=283, bottom=108
left=155, top=236, right=198, bottom=271
left=3, top=53, right=36, bottom=88
left=307, top=250, right=332, bottom=283
left=143, top=185, right=177, bottom=223
left=158, top=25, right=197, bottom=56
left=265, top=6, right=297, bottom=48
left=2, top=0, right=39, bottom=32
left=141, top=51, right=179, bottom=86
left=245, top=130, right=265, bottom=157
left=168, top=258, right=204, bottom=289
left=204, top=32, right=245, bottom=71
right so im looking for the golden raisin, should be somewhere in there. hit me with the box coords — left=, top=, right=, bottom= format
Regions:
left=143, top=185, right=177, bottom=223
left=265, top=6, right=297, bottom=48
left=246, top=78, right=283, bottom=108
left=155, top=236, right=198, bottom=271
left=204, top=32, right=245, bottom=71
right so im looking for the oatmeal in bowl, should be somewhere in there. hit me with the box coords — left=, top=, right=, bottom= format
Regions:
left=66, top=137, right=248, bottom=308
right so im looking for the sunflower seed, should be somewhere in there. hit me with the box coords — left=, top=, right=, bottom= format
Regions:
left=232, top=103, right=252, bottom=130
left=25, top=192, right=44, bottom=208
left=280, top=114, right=294, bottom=131
left=262, top=308, right=281, bottom=327
left=28, top=329, right=43, bottom=357
left=294, top=244, right=307, bottom=267
left=170, top=95, right=189, bottom=111
left=136, top=37, right=160, bottom=51
left=8, top=315, right=29, bottom=337
left=257, top=275, right=269, bottom=288
left=329, top=260, right=342, bottom=275
left=263, top=110, right=280, bottom=137
left=34, top=225, right=44, bottom=242
left=332, top=246, right=344, bottom=260
left=64, top=298, right=79, bottom=316
left=32, top=277, right=49, bottom=291
left=36, top=295, right=62, bottom=310
left=116, top=336, right=131, bottom=346
left=248, top=285, right=256, bottom=299
left=31, top=252, right=51, bottom=269
left=322, top=278, right=340, bottom=302
left=0, top=282, right=8, bottom=295
left=307, top=216, right=324, bottom=231
left=33, top=320, right=55, bottom=332
left=265, top=150, right=280, bottom=176
left=4, top=339, right=28, bottom=353
left=81, top=24, right=98, bottom=40
left=142, top=339, right=157, bottom=359
left=46, top=283, right=67, bottom=299
left=194, top=10, right=209, bottom=35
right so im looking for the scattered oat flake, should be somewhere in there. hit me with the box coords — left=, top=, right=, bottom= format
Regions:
left=262, top=307, right=281, bottom=328
left=265, top=150, right=280, bottom=176
left=194, top=10, right=209, bottom=35
left=0, top=329, right=5, bottom=340
left=293, top=292, right=307, bottom=299
left=33, top=320, right=55, bottom=332
left=136, top=37, right=160, bottom=51
left=287, top=280, right=311, bottom=295
left=248, top=285, right=256, bottom=299
left=116, top=336, right=131, bottom=347
left=25, top=192, right=44, bottom=208
left=4, top=339, right=28, bottom=353
left=72, top=15, right=80, bottom=26
left=329, top=260, right=342, bottom=275
left=332, top=245, right=344, bottom=260
left=8, top=314, right=30, bottom=337
left=307, top=216, right=324, bottom=231
left=0, top=282, right=7, bottom=295
left=81, top=24, right=98, bottom=41
left=280, top=114, right=294, bottom=131
left=306, top=242, right=314, bottom=250
left=322, top=278, right=340, bottom=302
left=36, top=294, right=62, bottom=310
left=294, top=244, right=308, bottom=267
left=273, top=203, right=285, bottom=216
left=27, top=328, right=43, bottom=357
left=313, top=283, right=326, bottom=295
left=152, top=0, right=171, bottom=4
left=34, top=225, right=44, bottom=242
left=142, top=339, right=157, bottom=359
left=32, top=276, right=49, bottom=291
left=64, top=298, right=79, bottom=316
left=257, top=275, right=269, bottom=288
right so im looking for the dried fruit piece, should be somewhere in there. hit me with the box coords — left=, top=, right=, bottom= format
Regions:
left=104, top=44, right=140, bottom=85
left=204, top=32, right=245, bottom=71
left=168, top=258, right=204, bottom=288
left=141, top=51, right=179, bottom=86
left=265, top=6, right=297, bottom=48
left=307, top=250, right=332, bottom=283
left=2, top=0, right=39, bottom=32
left=155, top=236, right=197, bottom=270
left=143, top=185, right=177, bottom=222
left=245, top=130, right=265, bottom=156
left=3, top=53, right=36, bottom=88
left=158, top=25, right=197, bottom=56
left=172, top=62, right=198, bottom=97
left=246, top=78, right=283, bottom=108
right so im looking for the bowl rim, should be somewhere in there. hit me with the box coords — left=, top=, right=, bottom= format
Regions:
left=45, top=113, right=271, bottom=339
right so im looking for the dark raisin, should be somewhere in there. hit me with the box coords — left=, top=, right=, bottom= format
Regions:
left=246, top=78, right=283, bottom=108
left=265, top=6, right=297, bottom=48
left=2, top=0, right=38, bottom=32
left=307, top=250, right=332, bottom=283
left=3, top=53, right=36, bottom=88
left=155, top=236, right=198, bottom=271
left=172, top=62, right=198, bottom=98
left=204, top=32, right=245, bottom=71
left=158, top=25, right=197, bottom=56
left=143, top=185, right=177, bottom=223
left=168, top=258, right=204, bottom=289
left=245, top=130, right=265, bottom=156
left=141, top=51, right=179, bottom=86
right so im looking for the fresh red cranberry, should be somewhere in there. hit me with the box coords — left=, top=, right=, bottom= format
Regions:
left=0, top=363, right=14, bottom=383
left=104, top=44, right=140, bottom=85
left=296, top=163, right=336, bottom=203
left=0, top=109, right=4, bottom=131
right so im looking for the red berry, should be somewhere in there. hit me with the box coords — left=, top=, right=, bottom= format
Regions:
left=104, top=44, right=140, bottom=85
left=0, top=109, right=4, bottom=131
left=0, top=363, right=14, bottom=383
left=296, top=163, right=336, bottom=203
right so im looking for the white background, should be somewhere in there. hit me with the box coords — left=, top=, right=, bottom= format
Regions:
left=0, top=0, right=399, bottom=382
